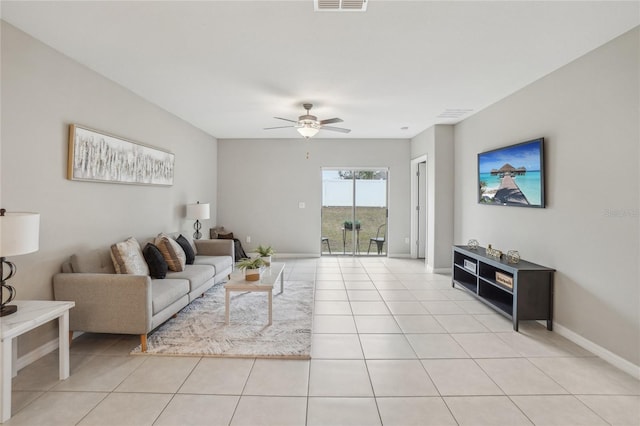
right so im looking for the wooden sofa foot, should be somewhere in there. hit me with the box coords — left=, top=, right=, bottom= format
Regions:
left=69, top=331, right=74, bottom=347
left=140, top=334, right=147, bottom=352
left=172, top=313, right=178, bottom=318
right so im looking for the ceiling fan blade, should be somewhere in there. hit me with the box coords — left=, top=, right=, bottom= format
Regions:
left=273, top=117, right=298, bottom=123
left=321, top=126, right=351, bottom=134
left=319, top=117, right=343, bottom=125
left=264, top=125, right=295, bottom=130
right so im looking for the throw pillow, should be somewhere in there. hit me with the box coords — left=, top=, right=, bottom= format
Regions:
left=175, top=234, right=195, bottom=265
left=110, top=237, right=150, bottom=275
left=217, top=232, right=234, bottom=240
left=155, top=233, right=186, bottom=272
left=143, top=243, right=168, bottom=279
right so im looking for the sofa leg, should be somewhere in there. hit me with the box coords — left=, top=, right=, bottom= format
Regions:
left=140, top=334, right=148, bottom=352
left=69, top=331, right=74, bottom=347
left=172, top=313, right=178, bottom=318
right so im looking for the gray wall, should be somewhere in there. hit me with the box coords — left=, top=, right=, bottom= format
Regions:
left=411, top=125, right=455, bottom=271
left=1, top=22, right=218, bottom=355
left=217, top=138, right=411, bottom=257
left=454, top=28, right=639, bottom=366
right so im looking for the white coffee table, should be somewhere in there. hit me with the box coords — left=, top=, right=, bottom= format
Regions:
left=225, top=262, right=285, bottom=325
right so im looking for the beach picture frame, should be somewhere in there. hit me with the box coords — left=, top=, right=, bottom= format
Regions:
left=67, top=124, right=175, bottom=186
left=477, top=138, right=545, bottom=208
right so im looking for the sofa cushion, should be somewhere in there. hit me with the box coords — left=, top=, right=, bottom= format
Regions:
left=194, top=255, right=233, bottom=274
left=217, top=232, right=234, bottom=240
left=71, top=249, right=116, bottom=274
left=143, top=243, right=168, bottom=279
left=175, top=235, right=195, bottom=265
left=110, top=237, right=150, bottom=275
left=155, top=233, right=186, bottom=272
left=165, top=264, right=215, bottom=293
left=151, top=279, right=189, bottom=315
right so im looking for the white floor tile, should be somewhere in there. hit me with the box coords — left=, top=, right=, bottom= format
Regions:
left=307, top=397, right=381, bottom=426
left=406, top=334, right=470, bottom=359
left=377, top=397, right=457, bottom=426
left=230, top=396, right=307, bottom=426
left=385, top=301, right=429, bottom=315
left=312, top=315, right=357, bottom=333
left=367, top=359, right=438, bottom=396
left=243, top=359, right=309, bottom=396
left=444, top=396, right=534, bottom=425
left=313, top=300, right=352, bottom=315
left=476, top=358, right=569, bottom=395
left=511, top=395, right=608, bottom=425
left=452, top=333, right=522, bottom=358
left=576, top=395, right=640, bottom=426
left=178, top=358, right=254, bottom=394
left=433, top=314, right=490, bottom=333
left=354, top=315, right=402, bottom=333
left=359, top=334, right=417, bottom=359
left=422, top=359, right=503, bottom=396
left=5, top=391, right=106, bottom=426
left=77, top=392, right=172, bottom=426
left=311, top=333, right=364, bottom=359
left=309, top=360, right=373, bottom=396
left=394, top=315, right=446, bottom=334
left=350, top=301, right=390, bottom=315
left=154, top=394, right=238, bottom=426
left=115, top=356, right=199, bottom=393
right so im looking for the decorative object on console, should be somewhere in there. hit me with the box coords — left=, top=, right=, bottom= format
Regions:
left=67, top=124, right=174, bottom=186
left=0, top=209, right=40, bottom=317
left=235, top=257, right=266, bottom=281
left=478, top=137, right=545, bottom=208
left=467, top=239, right=479, bottom=250
left=486, top=244, right=503, bottom=259
left=255, top=245, right=274, bottom=266
left=186, top=201, right=210, bottom=240
left=506, top=250, right=521, bottom=264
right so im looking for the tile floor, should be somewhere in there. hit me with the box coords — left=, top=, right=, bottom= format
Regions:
left=7, top=257, right=640, bottom=425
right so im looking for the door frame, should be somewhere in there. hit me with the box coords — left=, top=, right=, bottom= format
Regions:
left=410, top=155, right=427, bottom=259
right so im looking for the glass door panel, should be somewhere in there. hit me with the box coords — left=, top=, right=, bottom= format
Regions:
left=322, top=168, right=388, bottom=256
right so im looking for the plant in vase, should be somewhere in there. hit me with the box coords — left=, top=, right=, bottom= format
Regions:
left=255, top=245, right=275, bottom=266
left=343, top=220, right=361, bottom=230
left=235, top=257, right=266, bottom=281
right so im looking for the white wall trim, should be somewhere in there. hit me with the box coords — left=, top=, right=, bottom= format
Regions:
left=410, top=155, right=428, bottom=259
left=550, top=321, right=640, bottom=379
left=16, top=337, right=60, bottom=373
left=426, top=265, right=451, bottom=274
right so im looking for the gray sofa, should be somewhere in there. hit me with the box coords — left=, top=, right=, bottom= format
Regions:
left=53, top=237, right=234, bottom=352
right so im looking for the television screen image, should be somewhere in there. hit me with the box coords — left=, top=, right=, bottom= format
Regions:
left=478, top=138, right=545, bottom=208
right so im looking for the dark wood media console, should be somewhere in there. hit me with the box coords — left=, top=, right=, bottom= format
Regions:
left=452, top=245, right=555, bottom=331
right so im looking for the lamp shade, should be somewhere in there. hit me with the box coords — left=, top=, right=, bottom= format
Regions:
left=0, top=212, right=40, bottom=257
left=297, top=125, right=320, bottom=139
left=186, top=203, right=210, bottom=220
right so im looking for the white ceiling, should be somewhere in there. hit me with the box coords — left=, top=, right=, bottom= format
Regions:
left=1, top=1, right=638, bottom=139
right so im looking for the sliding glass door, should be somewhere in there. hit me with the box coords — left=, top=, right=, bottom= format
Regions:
left=321, top=168, right=388, bottom=256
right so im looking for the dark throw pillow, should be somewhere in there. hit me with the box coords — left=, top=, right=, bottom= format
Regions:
left=143, top=243, right=168, bottom=279
left=175, top=234, right=195, bottom=265
left=217, top=232, right=234, bottom=240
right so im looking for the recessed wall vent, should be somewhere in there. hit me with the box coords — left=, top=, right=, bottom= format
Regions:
left=315, top=0, right=368, bottom=12
left=436, top=109, right=474, bottom=119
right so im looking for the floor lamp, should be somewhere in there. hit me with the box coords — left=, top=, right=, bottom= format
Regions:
left=0, top=209, right=40, bottom=316
left=186, top=202, right=210, bottom=240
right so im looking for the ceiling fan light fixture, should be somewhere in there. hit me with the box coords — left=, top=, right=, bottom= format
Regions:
left=297, top=123, right=320, bottom=138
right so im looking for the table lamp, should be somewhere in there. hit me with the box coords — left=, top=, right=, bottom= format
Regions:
left=186, top=202, right=210, bottom=240
left=0, top=209, right=40, bottom=316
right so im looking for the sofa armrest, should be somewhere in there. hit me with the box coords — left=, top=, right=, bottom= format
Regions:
left=53, top=273, right=152, bottom=335
left=195, top=239, right=234, bottom=258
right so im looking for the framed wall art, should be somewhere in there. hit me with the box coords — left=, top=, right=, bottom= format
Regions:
left=67, top=124, right=175, bottom=186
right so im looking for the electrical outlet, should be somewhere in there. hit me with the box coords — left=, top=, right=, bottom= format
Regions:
left=246, top=236, right=251, bottom=243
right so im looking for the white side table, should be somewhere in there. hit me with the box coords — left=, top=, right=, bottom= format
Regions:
left=0, top=300, right=75, bottom=423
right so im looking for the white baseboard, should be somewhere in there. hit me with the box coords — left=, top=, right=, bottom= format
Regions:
left=16, top=337, right=60, bottom=373
left=549, top=321, right=640, bottom=379
left=426, top=265, right=451, bottom=274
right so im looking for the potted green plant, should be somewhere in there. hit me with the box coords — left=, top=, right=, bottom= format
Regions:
left=255, top=245, right=274, bottom=266
left=343, top=220, right=361, bottom=230
left=235, top=257, right=266, bottom=281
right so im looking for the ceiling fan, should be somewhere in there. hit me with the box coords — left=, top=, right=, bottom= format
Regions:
left=264, top=103, right=351, bottom=138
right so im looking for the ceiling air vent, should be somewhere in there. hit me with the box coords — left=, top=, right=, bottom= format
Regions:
left=315, top=0, right=368, bottom=12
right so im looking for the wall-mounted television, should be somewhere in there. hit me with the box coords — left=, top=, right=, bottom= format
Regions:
left=478, top=137, right=545, bottom=208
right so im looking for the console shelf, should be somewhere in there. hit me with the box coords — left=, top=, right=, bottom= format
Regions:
left=452, top=245, right=555, bottom=331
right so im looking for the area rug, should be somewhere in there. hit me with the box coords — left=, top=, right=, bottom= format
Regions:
left=131, top=279, right=314, bottom=359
